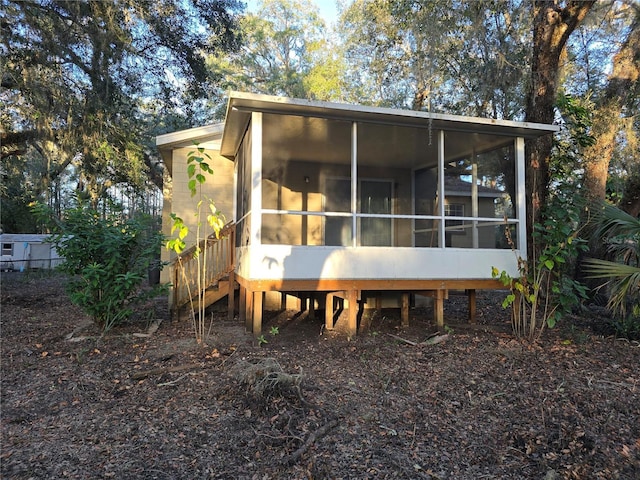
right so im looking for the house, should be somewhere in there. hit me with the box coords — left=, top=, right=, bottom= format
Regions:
left=156, top=91, right=559, bottom=336
left=0, top=234, right=64, bottom=271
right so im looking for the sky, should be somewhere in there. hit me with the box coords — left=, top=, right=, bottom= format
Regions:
left=244, top=0, right=340, bottom=26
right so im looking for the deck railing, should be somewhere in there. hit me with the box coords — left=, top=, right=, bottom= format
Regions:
left=170, top=222, right=235, bottom=315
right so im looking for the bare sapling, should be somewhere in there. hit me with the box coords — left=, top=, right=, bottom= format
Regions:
left=167, top=144, right=226, bottom=344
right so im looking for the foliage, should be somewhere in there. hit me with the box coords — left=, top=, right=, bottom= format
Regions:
left=610, top=308, right=640, bottom=341
left=257, top=326, right=280, bottom=346
left=339, top=0, right=531, bottom=115
left=535, top=200, right=590, bottom=319
left=206, top=0, right=343, bottom=110
left=493, top=198, right=589, bottom=341
left=493, top=214, right=587, bottom=341
left=166, top=145, right=226, bottom=344
left=579, top=12, right=640, bottom=207
left=0, top=152, right=40, bottom=232
left=1, top=0, right=241, bottom=214
left=166, top=145, right=226, bottom=253
left=553, top=92, right=596, bottom=181
left=32, top=202, right=166, bottom=332
left=585, top=203, right=640, bottom=324
left=562, top=0, right=637, bottom=97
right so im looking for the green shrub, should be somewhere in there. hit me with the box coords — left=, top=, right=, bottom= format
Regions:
left=492, top=199, right=588, bottom=341
left=33, top=202, right=167, bottom=331
left=611, top=309, right=640, bottom=341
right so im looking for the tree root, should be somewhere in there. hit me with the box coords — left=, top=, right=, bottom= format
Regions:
left=232, top=358, right=304, bottom=400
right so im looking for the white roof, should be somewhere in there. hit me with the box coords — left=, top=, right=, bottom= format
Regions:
left=155, top=123, right=225, bottom=149
left=0, top=234, right=51, bottom=243
left=220, top=91, right=559, bottom=157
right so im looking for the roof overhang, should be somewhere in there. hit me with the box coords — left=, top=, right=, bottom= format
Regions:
left=155, top=123, right=225, bottom=172
left=155, top=123, right=225, bottom=149
left=220, top=91, right=559, bottom=158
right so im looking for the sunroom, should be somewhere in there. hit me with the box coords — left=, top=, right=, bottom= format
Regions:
left=216, top=92, right=558, bottom=336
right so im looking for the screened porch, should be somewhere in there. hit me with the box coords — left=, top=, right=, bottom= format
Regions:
left=218, top=92, right=557, bottom=335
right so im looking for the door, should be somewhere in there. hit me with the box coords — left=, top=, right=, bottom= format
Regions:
left=360, top=180, right=392, bottom=246
left=324, top=177, right=352, bottom=246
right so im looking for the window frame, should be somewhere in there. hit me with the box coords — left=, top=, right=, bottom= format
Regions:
left=444, top=203, right=465, bottom=233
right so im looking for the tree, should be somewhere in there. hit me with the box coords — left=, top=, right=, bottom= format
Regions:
left=207, top=0, right=344, bottom=108
left=582, top=14, right=640, bottom=207
left=339, top=0, right=531, bottom=117
left=1, top=0, right=241, bottom=218
left=620, top=171, right=640, bottom=217
left=340, top=0, right=457, bottom=109
left=524, top=0, right=595, bottom=256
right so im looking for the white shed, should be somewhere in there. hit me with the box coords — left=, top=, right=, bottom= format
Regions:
left=0, top=234, right=63, bottom=271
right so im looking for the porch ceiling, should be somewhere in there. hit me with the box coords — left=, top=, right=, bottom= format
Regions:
left=260, top=116, right=517, bottom=167
left=220, top=91, right=559, bottom=160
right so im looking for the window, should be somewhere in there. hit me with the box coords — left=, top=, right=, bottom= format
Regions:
left=2, top=243, right=13, bottom=256
left=444, top=203, right=465, bottom=232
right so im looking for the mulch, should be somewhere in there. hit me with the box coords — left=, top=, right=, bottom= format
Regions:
left=1, top=271, right=639, bottom=479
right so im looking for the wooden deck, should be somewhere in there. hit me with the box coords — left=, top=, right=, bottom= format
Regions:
left=235, top=277, right=505, bottom=337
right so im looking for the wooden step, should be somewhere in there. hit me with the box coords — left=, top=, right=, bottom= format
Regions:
left=175, top=281, right=232, bottom=322
left=196, top=280, right=229, bottom=310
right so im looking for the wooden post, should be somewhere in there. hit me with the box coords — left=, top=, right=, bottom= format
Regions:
left=243, top=286, right=252, bottom=332
left=252, top=291, right=263, bottom=335
left=280, top=292, right=287, bottom=311
left=434, top=289, right=445, bottom=328
left=239, top=284, right=247, bottom=328
left=227, top=270, right=235, bottom=322
left=401, top=293, right=410, bottom=328
left=325, top=292, right=335, bottom=330
left=308, top=293, right=316, bottom=320
left=467, top=289, right=476, bottom=324
left=347, top=289, right=358, bottom=338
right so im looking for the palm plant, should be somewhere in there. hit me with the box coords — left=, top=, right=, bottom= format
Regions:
left=585, top=203, right=640, bottom=317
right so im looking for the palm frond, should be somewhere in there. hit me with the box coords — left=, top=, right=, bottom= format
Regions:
left=593, top=202, right=640, bottom=240
left=585, top=259, right=640, bottom=278
left=584, top=258, right=640, bottom=314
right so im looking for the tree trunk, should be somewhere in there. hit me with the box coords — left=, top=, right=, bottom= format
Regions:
left=524, top=0, right=594, bottom=259
left=620, top=173, right=640, bottom=217
left=582, top=20, right=640, bottom=206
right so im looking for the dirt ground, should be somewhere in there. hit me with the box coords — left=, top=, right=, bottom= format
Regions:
left=1, top=271, right=639, bottom=480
